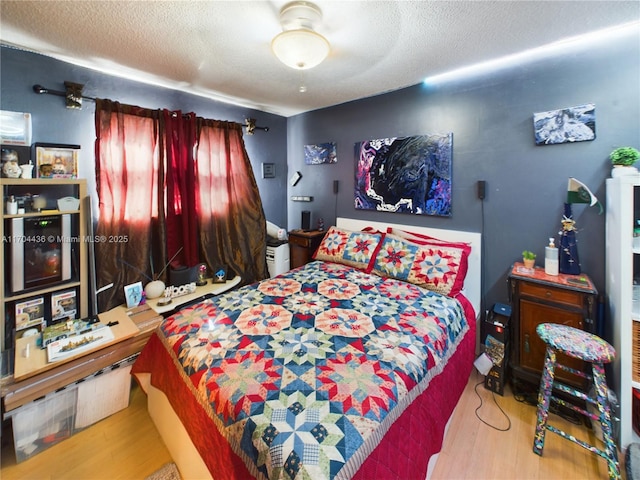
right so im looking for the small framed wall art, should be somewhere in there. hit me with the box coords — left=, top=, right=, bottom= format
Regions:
left=0, top=110, right=32, bottom=146
left=533, top=103, right=595, bottom=145
left=304, top=142, right=337, bottom=165
left=34, top=143, right=80, bottom=178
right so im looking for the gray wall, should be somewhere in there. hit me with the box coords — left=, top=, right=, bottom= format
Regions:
left=286, top=28, right=640, bottom=316
left=0, top=46, right=289, bottom=228
left=3, top=26, right=640, bottom=323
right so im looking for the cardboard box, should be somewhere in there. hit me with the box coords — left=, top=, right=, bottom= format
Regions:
left=482, top=303, right=511, bottom=395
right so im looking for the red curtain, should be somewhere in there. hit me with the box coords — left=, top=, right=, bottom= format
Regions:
left=164, top=111, right=199, bottom=267
left=94, top=100, right=267, bottom=311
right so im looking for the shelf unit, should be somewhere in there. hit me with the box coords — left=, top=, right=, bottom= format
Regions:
left=605, top=175, right=640, bottom=450
left=1, top=178, right=89, bottom=377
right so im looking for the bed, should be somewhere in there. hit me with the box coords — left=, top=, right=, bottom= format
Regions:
left=132, top=217, right=481, bottom=479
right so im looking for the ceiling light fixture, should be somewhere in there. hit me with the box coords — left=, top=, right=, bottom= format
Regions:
left=271, top=1, right=330, bottom=70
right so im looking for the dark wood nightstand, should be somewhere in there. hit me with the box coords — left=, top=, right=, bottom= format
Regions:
left=288, top=229, right=325, bottom=269
left=508, top=262, right=597, bottom=393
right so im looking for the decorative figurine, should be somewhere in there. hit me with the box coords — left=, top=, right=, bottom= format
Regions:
left=2, top=158, right=21, bottom=178
left=558, top=178, right=602, bottom=275
left=196, top=264, right=208, bottom=286
left=559, top=203, right=580, bottom=275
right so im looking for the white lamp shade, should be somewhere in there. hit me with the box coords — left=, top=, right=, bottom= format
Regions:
left=271, top=29, right=330, bottom=70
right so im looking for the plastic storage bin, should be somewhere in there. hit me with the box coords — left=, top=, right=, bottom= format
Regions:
left=7, top=385, right=77, bottom=462
left=4, top=356, right=135, bottom=463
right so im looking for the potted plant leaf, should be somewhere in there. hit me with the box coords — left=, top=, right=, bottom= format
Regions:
left=610, top=146, right=639, bottom=177
left=522, top=250, right=536, bottom=269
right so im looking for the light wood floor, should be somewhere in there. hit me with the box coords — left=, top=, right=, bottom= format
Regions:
left=1, top=381, right=172, bottom=480
left=1, top=370, right=625, bottom=479
left=432, top=369, right=625, bottom=479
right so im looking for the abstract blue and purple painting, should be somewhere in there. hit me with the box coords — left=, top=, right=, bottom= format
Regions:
left=304, top=142, right=337, bottom=165
left=354, top=134, right=453, bottom=217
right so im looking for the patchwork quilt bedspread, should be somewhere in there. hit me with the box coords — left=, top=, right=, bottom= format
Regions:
left=133, top=261, right=472, bottom=479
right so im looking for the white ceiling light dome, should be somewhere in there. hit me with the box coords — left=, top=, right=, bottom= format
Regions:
left=271, top=1, right=330, bottom=70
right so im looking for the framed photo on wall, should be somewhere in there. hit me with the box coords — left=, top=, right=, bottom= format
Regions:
left=34, top=143, right=80, bottom=178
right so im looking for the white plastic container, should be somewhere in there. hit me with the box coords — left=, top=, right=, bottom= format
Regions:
left=6, top=195, right=17, bottom=215
left=545, top=237, right=559, bottom=276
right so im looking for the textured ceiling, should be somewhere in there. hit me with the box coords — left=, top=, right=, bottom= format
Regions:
left=1, top=1, right=638, bottom=117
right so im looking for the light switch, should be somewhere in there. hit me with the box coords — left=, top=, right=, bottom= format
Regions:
left=262, top=163, right=275, bottom=179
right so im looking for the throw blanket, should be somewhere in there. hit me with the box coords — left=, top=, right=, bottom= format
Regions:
left=134, top=261, right=471, bottom=479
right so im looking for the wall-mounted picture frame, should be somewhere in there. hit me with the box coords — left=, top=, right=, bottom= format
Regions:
left=355, top=133, right=453, bottom=217
left=34, top=143, right=80, bottom=178
left=124, top=281, right=143, bottom=308
left=533, top=103, right=595, bottom=145
left=304, top=142, right=337, bottom=165
left=0, top=110, right=32, bottom=146
left=212, top=265, right=227, bottom=283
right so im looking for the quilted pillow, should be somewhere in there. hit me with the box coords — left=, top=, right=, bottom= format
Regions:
left=313, top=226, right=384, bottom=272
left=372, top=233, right=471, bottom=297
left=389, top=227, right=470, bottom=249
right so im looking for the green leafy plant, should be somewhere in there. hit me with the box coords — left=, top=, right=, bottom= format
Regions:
left=610, top=147, right=640, bottom=166
left=522, top=250, right=536, bottom=260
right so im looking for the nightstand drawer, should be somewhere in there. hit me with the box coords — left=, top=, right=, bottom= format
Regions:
left=288, top=230, right=326, bottom=269
left=519, top=281, right=582, bottom=306
left=288, top=234, right=313, bottom=248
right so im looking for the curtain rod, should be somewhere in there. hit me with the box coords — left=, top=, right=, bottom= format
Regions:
left=32, top=83, right=269, bottom=134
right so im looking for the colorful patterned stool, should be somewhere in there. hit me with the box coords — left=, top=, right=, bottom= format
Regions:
left=532, top=323, right=620, bottom=480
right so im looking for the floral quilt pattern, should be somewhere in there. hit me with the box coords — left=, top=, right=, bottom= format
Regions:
left=159, top=261, right=469, bottom=480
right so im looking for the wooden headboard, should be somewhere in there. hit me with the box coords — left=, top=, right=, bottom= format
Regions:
left=336, top=217, right=482, bottom=319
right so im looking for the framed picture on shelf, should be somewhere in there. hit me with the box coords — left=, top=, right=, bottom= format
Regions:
left=212, top=265, right=227, bottom=283
left=33, top=143, right=80, bottom=178
left=124, top=281, right=144, bottom=308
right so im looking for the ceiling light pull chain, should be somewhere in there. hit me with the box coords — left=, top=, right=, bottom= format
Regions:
left=298, top=70, right=307, bottom=93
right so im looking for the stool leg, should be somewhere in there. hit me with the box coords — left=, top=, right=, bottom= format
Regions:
left=592, top=363, right=621, bottom=480
left=533, top=346, right=556, bottom=456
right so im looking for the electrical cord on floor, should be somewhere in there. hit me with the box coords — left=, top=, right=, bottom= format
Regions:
left=474, top=380, right=512, bottom=431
